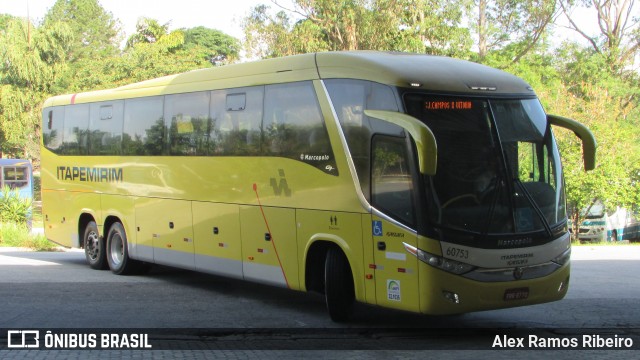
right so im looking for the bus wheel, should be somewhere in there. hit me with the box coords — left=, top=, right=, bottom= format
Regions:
left=106, top=222, right=137, bottom=275
left=324, top=247, right=355, bottom=322
left=84, top=221, right=107, bottom=270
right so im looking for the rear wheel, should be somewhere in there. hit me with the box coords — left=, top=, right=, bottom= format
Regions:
left=106, top=222, right=139, bottom=275
left=84, top=221, right=107, bottom=270
left=324, top=247, right=355, bottom=322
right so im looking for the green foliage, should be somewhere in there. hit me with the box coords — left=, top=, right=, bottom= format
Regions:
left=184, top=26, right=240, bottom=64
left=242, top=0, right=473, bottom=58
left=474, top=0, right=556, bottom=63
left=0, top=222, right=55, bottom=251
left=0, top=18, right=72, bottom=159
left=559, top=0, right=640, bottom=74
left=43, top=0, right=121, bottom=62
left=60, top=19, right=221, bottom=93
left=532, top=46, right=640, bottom=233
left=394, top=0, right=473, bottom=57
left=0, top=14, right=14, bottom=30
left=125, top=17, right=170, bottom=48
left=0, top=186, right=32, bottom=224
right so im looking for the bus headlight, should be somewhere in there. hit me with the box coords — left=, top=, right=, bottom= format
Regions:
left=551, top=248, right=571, bottom=266
left=426, top=254, right=475, bottom=275
left=404, top=243, right=475, bottom=275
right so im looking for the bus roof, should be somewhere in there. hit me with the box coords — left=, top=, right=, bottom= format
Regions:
left=43, top=51, right=535, bottom=107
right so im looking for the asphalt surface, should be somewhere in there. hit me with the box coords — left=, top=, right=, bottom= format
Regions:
left=0, top=244, right=638, bottom=359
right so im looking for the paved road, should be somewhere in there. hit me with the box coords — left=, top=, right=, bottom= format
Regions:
left=0, top=245, right=638, bottom=358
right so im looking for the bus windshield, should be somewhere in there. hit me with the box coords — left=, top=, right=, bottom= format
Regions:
left=404, top=94, right=565, bottom=237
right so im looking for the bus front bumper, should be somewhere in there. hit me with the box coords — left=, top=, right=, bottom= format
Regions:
left=418, top=261, right=570, bottom=315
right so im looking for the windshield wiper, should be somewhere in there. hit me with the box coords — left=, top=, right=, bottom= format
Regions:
left=481, top=175, right=502, bottom=236
left=514, top=179, right=553, bottom=238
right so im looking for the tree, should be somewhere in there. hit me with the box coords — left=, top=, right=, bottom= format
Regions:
left=0, top=14, right=14, bottom=31
left=43, top=0, right=121, bottom=62
left=538, top=67, right=640, bottom=237
left=65, top=19, right=230, bottom=93
left=0, top=17, right=72, bottom=160
left=183, top=26, right=240, bottom=64
left=475, top=0, right=558, bottom=65
left=243, top=0, right=473, bottom=58
left=393, top=0, right=472, bottom=57
left=242, top=1, right=359, bottom=58
left=559, top=0, right=640, bottom=74
left=125, top=17, right=171, bottom=49
left=243, top=4, right=307, bottom=58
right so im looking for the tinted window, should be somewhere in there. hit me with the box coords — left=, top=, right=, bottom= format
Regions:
left=209, top=87, right=263, bottom=155
left=43, top=107, right=64, bottom=151
left=122, top=97, right=165, bottom=155
left=89, top=101, right=124, bottom=155
left=61, top=104, right=90, bottom=155
left=165, top=92, right=210, bottom=156
left=264, top=82, right=336, bottom=174
left=372, top=135, right=415, bottom=226
left=325, top=79, right=400, bottom=196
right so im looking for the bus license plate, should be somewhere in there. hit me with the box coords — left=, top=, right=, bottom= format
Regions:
left=504, top=287, right=529, bottom=301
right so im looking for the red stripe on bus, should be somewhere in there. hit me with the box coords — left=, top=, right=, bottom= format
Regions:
left=253, top=183, right=290, bottom=289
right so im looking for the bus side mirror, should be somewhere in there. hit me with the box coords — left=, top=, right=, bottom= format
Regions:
left=548, top=114, right=597, bottom=171
left=364, top=110, right=437, bottom=175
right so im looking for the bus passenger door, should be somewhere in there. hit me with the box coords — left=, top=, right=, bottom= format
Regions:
left=370, top=135, right=421, bottom=312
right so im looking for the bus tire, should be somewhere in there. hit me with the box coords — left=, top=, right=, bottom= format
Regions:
left=106, top=222, right=137, bottom=275
left=324, top=247, right=355, bottom=322
left=84, top=221, right=107, bottom=270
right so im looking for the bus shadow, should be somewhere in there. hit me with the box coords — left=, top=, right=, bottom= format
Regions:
left=142, top=264, right=479, bottom=329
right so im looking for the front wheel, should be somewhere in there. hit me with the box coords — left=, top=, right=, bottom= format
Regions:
left=324, top=247, right=355, bottom=322
left=106, top=222, right=139, bottom=275
left=84, top=221, right=107, bottom=270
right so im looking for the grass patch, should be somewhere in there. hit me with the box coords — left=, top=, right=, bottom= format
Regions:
left=0, top=222, right=58, bottom=251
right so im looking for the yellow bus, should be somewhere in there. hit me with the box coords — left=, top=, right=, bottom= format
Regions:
left=41, top=51, right=596, bottom=321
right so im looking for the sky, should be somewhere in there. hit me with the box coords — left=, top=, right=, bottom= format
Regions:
left=1, top=0, right=281, bottom=40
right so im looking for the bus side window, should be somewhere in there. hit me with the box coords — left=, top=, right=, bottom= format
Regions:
left=325, top=79, right=400, bottom=196
left=165, top=92, right=210, bottom=156
left=89, top=101, right=124, bottom=155
left=123, top=97, right=165, bottom=156
left=263, top=81, right=336, bottom=173
left=43, top=107, right=65, bottom=151
left=62, top=104, right=90, bottom=155
left=210, top=87, right=264, bottom=156
left=371, top=135, right=415, bottom=226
